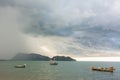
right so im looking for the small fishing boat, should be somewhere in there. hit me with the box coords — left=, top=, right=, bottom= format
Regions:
left=14, top=64, right=26, bottom=68
left=91, top=66, right=115, bottom=72
left=50, top=62, right=58, bottom=65
left=50, top=58, right=58, bottom=65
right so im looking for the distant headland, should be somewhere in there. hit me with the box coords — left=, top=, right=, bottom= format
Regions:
left=10, top=53, right=76, bottom=61
left=52, top=56, right=76, bottom=61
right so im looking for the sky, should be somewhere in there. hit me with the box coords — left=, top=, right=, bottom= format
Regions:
left=0, top=0, right=120, bottom=61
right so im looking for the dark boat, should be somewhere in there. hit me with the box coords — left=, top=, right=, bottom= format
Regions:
left=14, top=64, right=26, bottom=68
left=91, top=66, right=115, bottom=72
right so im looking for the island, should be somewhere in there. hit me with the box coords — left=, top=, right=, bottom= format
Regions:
left=0, top=59, right=7, bottom=61
left=11, top=53, right=76, bottom=61
left=11, top=53, right=50, bottom=61
left=52, top=56, right=76, bottom=61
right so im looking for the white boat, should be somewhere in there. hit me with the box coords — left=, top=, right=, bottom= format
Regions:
left=50, top=58, right=58, bottom=65
left=14, top=64, right=26, bottom=68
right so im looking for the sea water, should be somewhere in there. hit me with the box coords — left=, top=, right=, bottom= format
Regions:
left=0, top=61, right=120, bottom=80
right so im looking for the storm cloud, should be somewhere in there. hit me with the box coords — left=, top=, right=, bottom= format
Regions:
left=0, top=0, right=120, bottom=59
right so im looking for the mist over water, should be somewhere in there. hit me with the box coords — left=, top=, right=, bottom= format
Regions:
left=0, top=7, right=28, bottom=59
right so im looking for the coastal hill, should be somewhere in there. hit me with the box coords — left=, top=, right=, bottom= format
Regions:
left=11, top=53, right=76, bottom=61
left=52, top=56, right=76, bottom=61
left=0, top=59, right=6, bottom=61
left=12, top=53, right=50, bottom=61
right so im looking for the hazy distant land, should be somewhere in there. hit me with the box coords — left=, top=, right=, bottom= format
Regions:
left=10, top=53, right=76, bottom=61
left=0, top=59, right=7, bottom=61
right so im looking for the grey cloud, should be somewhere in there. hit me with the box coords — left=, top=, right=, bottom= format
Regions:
left=1, top=0, right=120, bottom=58
left=73, top=26, right=120, bottom=50
left=20, top=0, right=120, bottom=36
left=12, top=0, right=120, bottom=53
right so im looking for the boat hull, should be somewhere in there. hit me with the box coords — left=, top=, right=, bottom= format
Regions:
left=50, top=62, right=58, bottom=65
left=92, top=68, right=113, bottom=72
left=14, top=65, right=26, bottom=68
left=91, top=66, right=114, bottom=72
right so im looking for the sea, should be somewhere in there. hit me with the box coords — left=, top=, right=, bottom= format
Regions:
left=0, top=61, right=120, bottom=80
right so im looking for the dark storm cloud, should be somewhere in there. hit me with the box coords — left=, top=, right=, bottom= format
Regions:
left=18, top=0, right=120, bottom=38
left=73, top=27, right=120, bottom=50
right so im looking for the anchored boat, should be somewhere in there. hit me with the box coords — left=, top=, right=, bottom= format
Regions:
left=50, top=58, right=58, bottom=65
left=14, top=64, right=26, bottom=68
left=91, top=66, right=115, bottom=72
left=50, top=62, right=58, bottom=65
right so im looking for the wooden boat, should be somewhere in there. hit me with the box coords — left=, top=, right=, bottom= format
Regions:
left=14, top=64, right=26, bottom=68
left=91, top=66, right=115, bottom=72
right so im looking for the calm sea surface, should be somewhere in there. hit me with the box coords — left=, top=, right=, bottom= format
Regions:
left=0, top=61, right=120, bottom=80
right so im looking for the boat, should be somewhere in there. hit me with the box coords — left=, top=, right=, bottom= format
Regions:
left=50, top=62, right=58, bottom=65
left=50, top=58, right=58, bottom=65
left=91, top=66, right=115, bottom=72
left=14, top=64, right=26, bottom=68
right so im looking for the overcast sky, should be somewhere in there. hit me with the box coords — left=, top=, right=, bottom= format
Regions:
left=0, top=0, right=120, bottom=59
